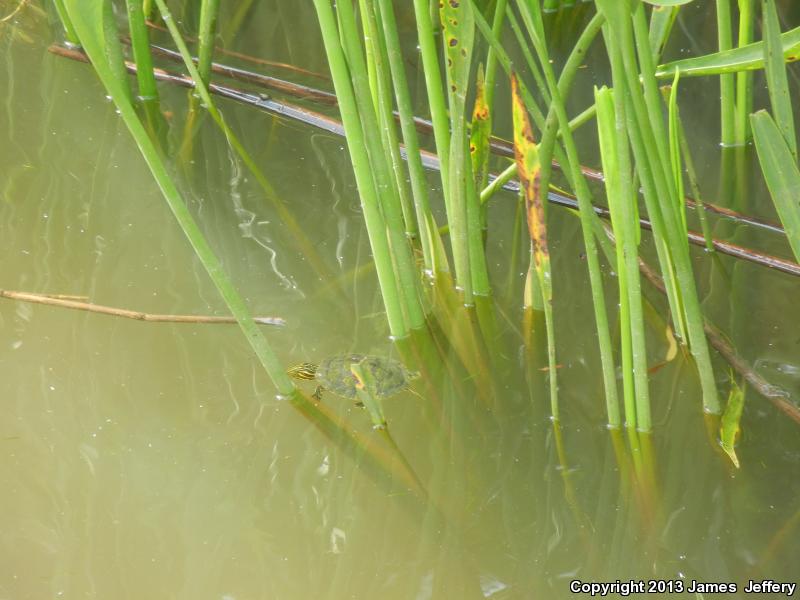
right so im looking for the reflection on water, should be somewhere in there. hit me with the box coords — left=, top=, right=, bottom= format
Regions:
left=1, top=4, right=799, bottom=599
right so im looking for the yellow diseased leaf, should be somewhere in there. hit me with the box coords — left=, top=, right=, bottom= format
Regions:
left=510, top=73, right=549, bottom=270
left=469, top=63, right=491, bottom=187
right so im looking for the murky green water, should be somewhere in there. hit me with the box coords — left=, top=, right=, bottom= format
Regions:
left=1, top=3, right=799, bottom=599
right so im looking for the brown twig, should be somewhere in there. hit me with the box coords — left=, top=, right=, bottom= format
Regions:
left=0, top=289, right=285, bottom=326
left=140, top=42, right=338, bottom=105
left=144, top=20, right=329, bottom=81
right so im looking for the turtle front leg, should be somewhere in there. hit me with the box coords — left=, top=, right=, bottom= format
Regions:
left=312, top=386, right=324, bottom=401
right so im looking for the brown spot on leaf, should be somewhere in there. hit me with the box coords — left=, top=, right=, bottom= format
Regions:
left=449, top=38, right=458, bottom=47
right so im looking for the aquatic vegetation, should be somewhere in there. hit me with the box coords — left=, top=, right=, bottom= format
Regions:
left=48, top=1, right=800, bottom=443
left=5, top=1, right=800, bottom=597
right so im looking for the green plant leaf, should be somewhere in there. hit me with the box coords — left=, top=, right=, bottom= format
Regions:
left=642, top=0, right=693, bottom=6
left=440, top=0, right=475, bottom=108
left=751, top=110, right=800, bottom=264
left=762, top=0, right=797, bottom=160
left=720, top=376, right=745, bottom=468
left=657, top=24, right=800, bottom=78
left=649, top=5, right=680, bottom=60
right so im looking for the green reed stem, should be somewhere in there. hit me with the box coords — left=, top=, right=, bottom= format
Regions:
left=312, top=0, right=412, bottom=338
left=124, top=0, right=159, bottom=101
left=465, top=159, right=491, bottom=296
left=530, top=11, right=604, bottom=214
left=101, top=0, right=133, bottom=106
left=484, top=0, right=508, bottom=109
left=633, top=7, right=673, bottom=188
left=735, top=0, right=754, bottom=143
left=448, top=128, right=474, bottom=303
left=515, top=1, right=618, bottom=421
left=604, top=5, right=720, bottom=415
left=221, top=0, right=256, bottom=44
left=682, top=144, right=715, bottom=256
left=124, top=0, right=166, bottom=144
left=196, top=0, right=220, bottom=86
left=667, top=74, right=688, bottom=238
left=473, top=3, right=578, bottom=203
left=595, top=86, right=642, bottom=430
left=634, top=5, right=718, bottom=414
left=440, top=0, right=483, bottom=303
left=608, top=20, right=685, bottom=348
left=376, top=0, right=447, bottom=274
left=481, top=162, right=517, bottom=204
left=52, top=0, right=79, bottom=45
left=412, top=0, right=451, bottom=206
left=177, top=0, right=219, bottom=161
left=762, top=0, right=797, bottom=160
left=479, top=101, right=600, bottom=206
left=716, top=0, right=736, bottom=145
left=335, top=0, right=425, bottom=329
left=506, top=194, right=525, bottom=301
left=361, top=0, right=418, bottom=238
left=360, top=0, right=379, bottom=104
left=631, top=9, right=687, bottom=342
left=648, top=5, right=679, bottom=61
left=659, top=84, right=715, bottom=253
left=505, top=7, right=551, bottom=109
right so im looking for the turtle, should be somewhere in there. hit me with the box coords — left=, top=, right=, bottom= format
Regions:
left=287, top=354, right=419, bottom=402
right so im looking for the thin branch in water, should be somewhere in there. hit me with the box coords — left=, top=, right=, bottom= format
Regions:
left=634, top=261, right=800, bottom=426
left=0, top=289, right=285, bottom=326
left=144, top=20, right=330, bottom=81
left=140, top=42, right=338, bottom=105
left=0, top=0, right=30, bottom=23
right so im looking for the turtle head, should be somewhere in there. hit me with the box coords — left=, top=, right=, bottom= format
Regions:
left=405, top=367, right=421, bottom=381
left=287, top=362, right=318, bottom=381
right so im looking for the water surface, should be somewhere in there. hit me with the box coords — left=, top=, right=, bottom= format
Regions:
left=1, top=3, right=799, bottom=599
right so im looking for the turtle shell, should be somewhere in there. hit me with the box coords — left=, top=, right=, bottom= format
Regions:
left=315, top=354, right=415, bottom=399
